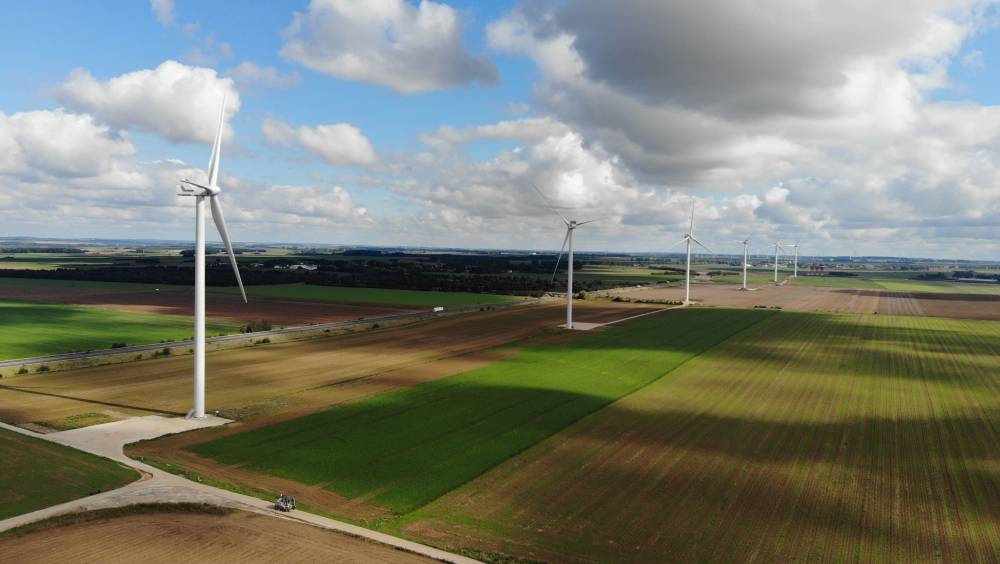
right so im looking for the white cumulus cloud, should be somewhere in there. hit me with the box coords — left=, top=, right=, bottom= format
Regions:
left=262, top=117, right=376, bottom=165
left=281, top=0, right=498, bottom=93
left=54, top=60, right=240, bottom=144
left=226, top=62, right=302, bottom=92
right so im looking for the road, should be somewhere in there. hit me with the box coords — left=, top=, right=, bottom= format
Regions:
left=0, top=417, right=477, bottom=563
left=0, top=299, right=539, bottom=370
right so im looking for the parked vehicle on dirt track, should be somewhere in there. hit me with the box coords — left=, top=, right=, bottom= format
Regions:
left=274, top=494, right=296, bottom=512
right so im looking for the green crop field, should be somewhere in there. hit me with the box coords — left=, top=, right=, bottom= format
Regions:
left=211, top=283, right=525, bottom=308
left=574, top=265, right=686, bottom=283
left=792, top=274, right=1000, bottom=293
left=190, top=308, right=773, bottom=514
left=0, top=301, right=237, bottom=360
left=789, top=274, right=884, bottom=288
left=402, top=311, right=1000, bottom=562
left=0, top=428, right=137, bottom=519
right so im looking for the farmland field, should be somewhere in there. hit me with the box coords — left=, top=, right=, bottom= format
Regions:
left=0, top=506, right=431, bottom=563
left=3, top=302, right=652, bottom=430
left=211, top=283, right=525, bottom=308
left=0, top=428, right=138, bottom=519
left=189, top=308, right=772, bottom=515
left=401, top=311, right=1000, bottom=562
left=0, top=300, right=237, bottom=360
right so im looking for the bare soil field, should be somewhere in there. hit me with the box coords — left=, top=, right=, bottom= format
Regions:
left=618, top=283, right=1000, bottom=320
left=0, top=509, right=431, bottom=563
left=0, top=282, right=417, bottom=326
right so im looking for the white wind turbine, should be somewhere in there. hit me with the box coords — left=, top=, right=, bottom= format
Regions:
left=674, top=203, right=711, bottom=305
left=176, top=95, right=246, bottom=419
left=772, top=241, right=784, bottom=284
left=534, top=184, right=596, bottom=329
left=738, top=237, right=750, bottom=290
left=792, top=241, right=800, bottom=277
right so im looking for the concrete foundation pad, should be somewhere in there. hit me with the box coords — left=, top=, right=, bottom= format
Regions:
left=559, top=322, right=604, bottom=331
left=47, top=415, right=231, bottom=460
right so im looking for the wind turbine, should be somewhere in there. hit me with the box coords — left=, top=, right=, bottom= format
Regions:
left=534, top=184, right=595, bottom=329
left=176, top=94, right=246, bottom=419
left=792, top=241, right=800, bottom=278
left=738, top=237, right=750, bottom=290
left=674, top=203, right=711, bottom=305
left=772, top=241, right=784, bottom=284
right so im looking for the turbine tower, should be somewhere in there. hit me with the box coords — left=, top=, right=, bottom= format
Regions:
left=792, top=241, right=800, bottom=278
left=772, top=241, right=784, bottom=284
left=177, top=95, right=246, bottom=419
left=675, top=204, right=711, bottom=305
left=739, top=237, right=750, bottom=290
left=534, top=185, right=595, bottom=329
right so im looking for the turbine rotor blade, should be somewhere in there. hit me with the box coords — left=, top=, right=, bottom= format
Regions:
left=690, top=235, right=712, bottom=253
left=531, top=182, right=570, bottom=226
left=209, top=195, right=247, bottom=303
left=550, top=228, right=571, bottom=284
left=666, top=237, right=686, bottom=250
left=207, top=94, right=227, bottom=188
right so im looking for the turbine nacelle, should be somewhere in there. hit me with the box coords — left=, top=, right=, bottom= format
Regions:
left=177, top=179, right=221, bottom=197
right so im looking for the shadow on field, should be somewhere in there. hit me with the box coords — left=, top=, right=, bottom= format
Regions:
left=564, top=309, right=1000, bottom=382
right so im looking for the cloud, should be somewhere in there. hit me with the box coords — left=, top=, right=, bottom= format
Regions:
left=262, top=117, right=376, bottom=165
left=183, top=34, right=235, bottom=66
left=419, top=117, right=570, bottom=151
left=54, top=61, right=240, bottom=144
left=150, top=0, right=174, bottom=26
left=248, top=184, right=372, bottom=225
left=962, top=49, right=985, bottom=68
left=445, top=0, right=1000, bottom=256
left=280, top=0, right=498, bottom=93
left=226, top=62, right=302, bottom=92
left=0, top=109, right=135, bottom=178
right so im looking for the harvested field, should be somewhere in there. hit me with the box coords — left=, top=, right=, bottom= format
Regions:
left=0, top=302, right=656, bottom=428
left=212, top=283, right=526, bottom=308
left=189, top=308, right=771, bottom=517
left=66, top=290, right=418, bottom=326
left=0, top=508, right=431, bottom=563
left=402, top=311, right=1000, bottom=562
left=618, top=283, right=1000, bottom=320
left=0, top=280, right=418, bottom=326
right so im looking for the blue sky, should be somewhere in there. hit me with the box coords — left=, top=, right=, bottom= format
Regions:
left=4, top=1, right=1000, bottom=258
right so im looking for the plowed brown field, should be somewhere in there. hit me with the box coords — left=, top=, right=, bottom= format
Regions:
left=0, top=509, right=431, bottom=563
left=618, top=283, right=1000, bottom=320
left=0, top=282, right=416, bottom=326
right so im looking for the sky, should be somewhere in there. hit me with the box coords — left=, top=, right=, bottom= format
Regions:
left=4, top=0, right=1000, bottom=258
